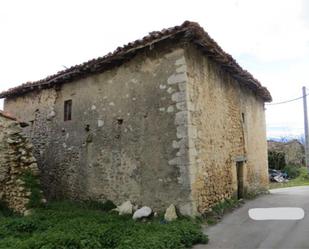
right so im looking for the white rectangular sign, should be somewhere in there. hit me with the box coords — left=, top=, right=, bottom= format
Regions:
left=249, top=208, right=304, bottom=220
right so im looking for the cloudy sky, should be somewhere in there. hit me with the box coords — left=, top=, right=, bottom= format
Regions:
left=0, top=0, right=308, bottom=138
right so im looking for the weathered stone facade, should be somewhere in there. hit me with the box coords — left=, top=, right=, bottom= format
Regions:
left=0, top=112, right=41, bottom=214
left=185, top=46, right=269, bottom=213
left=4, top=46, right=197, bottom=215
left=1, top=22, right=270, bottom=215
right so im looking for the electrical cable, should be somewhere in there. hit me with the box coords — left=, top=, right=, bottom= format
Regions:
left=266, top=93, right=309, bottom=106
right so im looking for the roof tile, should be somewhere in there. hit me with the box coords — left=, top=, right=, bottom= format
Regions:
left=0, top=21, right=271, bottom=101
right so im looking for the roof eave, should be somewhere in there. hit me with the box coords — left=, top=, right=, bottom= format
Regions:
left=0, top=21, right=272, bottom=102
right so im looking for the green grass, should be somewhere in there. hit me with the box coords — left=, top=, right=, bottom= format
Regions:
left=270, top=177, right=309, bottom=189
left=0, top=201, right=208, bottom=249
left=202, top=198, right=241, bottom=225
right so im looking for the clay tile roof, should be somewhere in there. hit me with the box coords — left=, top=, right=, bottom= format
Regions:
left=0, top=110, right=28, bottom=127
left=0, top=21, right=272, bottom=102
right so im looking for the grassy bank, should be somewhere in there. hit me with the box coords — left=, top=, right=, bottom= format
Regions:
left=270, top=177, right=309, bottom=189
left=270, top=167, right=309, bottom=189
left=0, top=201, right=208, bottom=249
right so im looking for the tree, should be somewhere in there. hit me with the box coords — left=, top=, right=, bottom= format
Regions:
left=268, top=151, right=286, bottom=170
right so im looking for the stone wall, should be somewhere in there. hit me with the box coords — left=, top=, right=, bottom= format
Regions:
left=0, top=113, right=41, bottom=214
left=268, top=140, right=305, bottom=167
left=185, top=45, right=268, bottom=213
left=4, top=42, right=195, bottom=215
left=3, top=41, right=269, bottom=216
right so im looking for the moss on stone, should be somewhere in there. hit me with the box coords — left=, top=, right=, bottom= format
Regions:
left=20, top=170, right=44, bottom=209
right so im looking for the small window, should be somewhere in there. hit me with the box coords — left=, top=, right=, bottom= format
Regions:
left=117, top=118, right=123, bottom=125
left=64, top=100, right=72, bottom=121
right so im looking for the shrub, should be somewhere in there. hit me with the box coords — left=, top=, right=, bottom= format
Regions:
left=298, top=167, right=309, bottom=180
left=268, top=151, right=286, bottom=170
left=204, top=197, right=240, bottom=225
left=212, top=198, right=239, bottom=216
left=82, top=199, right=116, bottom=212
left=20, top=170, right=44, bottom=209
left=5, top=219, right=39, bottom=234
left=283, top=165, right=301, bottom=179
left=0, top=201, right=14, bottom=217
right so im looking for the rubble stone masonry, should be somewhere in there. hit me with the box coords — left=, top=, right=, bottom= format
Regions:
left=185, top=45, right=269, bottom=213
left=3, top=41, right=269, bottom=216
left=4, top=44, right=195, bottom=215
left=0, top=114, right=41, bottom=214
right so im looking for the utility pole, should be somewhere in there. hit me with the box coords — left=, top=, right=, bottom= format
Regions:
left=302, top=86, right=309, bottom=173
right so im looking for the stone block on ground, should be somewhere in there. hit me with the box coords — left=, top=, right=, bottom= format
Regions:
left=133, top=206, right=152, bottom=219
left=116, top=200, right=133, bottom=215
left=164, top=204, right=178, bottom=221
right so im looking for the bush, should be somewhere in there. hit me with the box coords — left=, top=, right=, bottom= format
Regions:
left=203, top=198, right=240, bottom=225
left=298, top=167, right=309, bottom=180
left=20, top=170, right=44, bottom=209
left=268, top=151, right=286, bottom=170
left=82, top=200, right=117, bottom=212
left=0, top=201, right=208, bottom=249
left=212, top=199, right=234, bottom=216
left=0, top=201, right=14, bottom=217
left=283, top=165, right=301, bottom=179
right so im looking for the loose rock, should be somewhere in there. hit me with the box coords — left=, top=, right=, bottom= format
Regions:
left=24, top=209, right=33, bottom=216
left=133, top=206, right=152, bottom=219
left=164, top=204, right=178, bottom=221
left=116, top=200, right=133, bottom=215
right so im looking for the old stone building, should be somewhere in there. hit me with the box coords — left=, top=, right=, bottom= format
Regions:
left=0, top=111, right=41, bottom=213
left=0, top=21, right=271, bottom=215
left=268, top=140, right=305, bottom=167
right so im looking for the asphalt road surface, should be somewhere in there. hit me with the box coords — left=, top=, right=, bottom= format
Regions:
left=194, top=186, right=309, bottom=249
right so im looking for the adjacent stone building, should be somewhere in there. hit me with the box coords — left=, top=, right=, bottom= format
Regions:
left=0, top=111, right=41, bottom=214
left=0, top=21, right=271, bottom=215
left=268, top=139, right=305, bottom=167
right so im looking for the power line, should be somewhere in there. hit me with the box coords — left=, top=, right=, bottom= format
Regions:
left=266, top=93, right=309, bottom=106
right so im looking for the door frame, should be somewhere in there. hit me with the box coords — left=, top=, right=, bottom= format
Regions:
left=236, top=161, right=245, bottom=199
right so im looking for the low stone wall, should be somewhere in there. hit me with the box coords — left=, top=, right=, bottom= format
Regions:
left=0, top=113, right=42, bottom=214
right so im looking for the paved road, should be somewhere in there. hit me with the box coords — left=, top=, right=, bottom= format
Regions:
left=194, top=186, right=309, bottom=249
